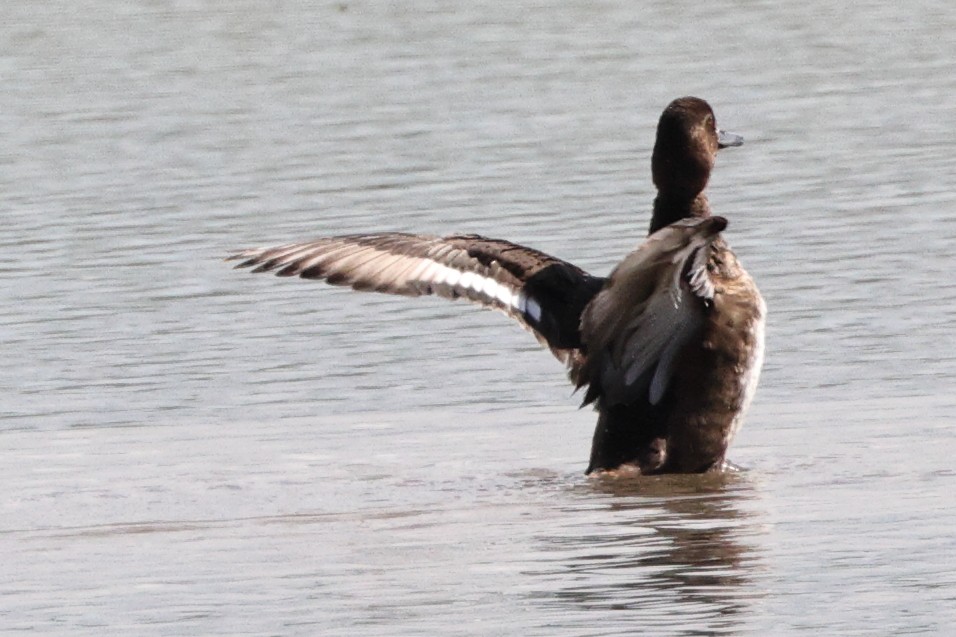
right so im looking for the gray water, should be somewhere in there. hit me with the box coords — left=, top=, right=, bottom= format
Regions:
left=3, top=1, right=956, bottom=634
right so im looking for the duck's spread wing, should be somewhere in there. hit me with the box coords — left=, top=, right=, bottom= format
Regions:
left=574, top=217, right=728, bottom=406
left=228, top=233, right=604, bottom=364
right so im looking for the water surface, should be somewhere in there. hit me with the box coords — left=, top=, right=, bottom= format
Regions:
left=3, top=1, right=956, bottom=634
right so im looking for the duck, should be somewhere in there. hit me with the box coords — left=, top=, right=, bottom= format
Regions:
left=229, top=96, right=765, bottom=475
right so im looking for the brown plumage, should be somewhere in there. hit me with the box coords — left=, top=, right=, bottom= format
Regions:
left=230, top=233, right=603, bottom=365
left=229, top=96, right=765, bottom=475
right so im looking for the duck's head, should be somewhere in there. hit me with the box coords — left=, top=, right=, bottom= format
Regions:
left=651, top=97, right=742, bottom=202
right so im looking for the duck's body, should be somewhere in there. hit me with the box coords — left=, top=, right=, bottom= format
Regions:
left=580, top=230, right=765, bottom=474
left=578, top=98, right=765, bottom=474
left=230, top=97, right=765, bottom=475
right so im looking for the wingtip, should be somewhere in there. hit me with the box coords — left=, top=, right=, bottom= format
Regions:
left=226, top=250, right=258, bottom=267
left=230, top=257, right=260, bottom=270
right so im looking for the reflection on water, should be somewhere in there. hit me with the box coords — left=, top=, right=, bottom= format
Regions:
left=530, top=474, right=763, bottom=634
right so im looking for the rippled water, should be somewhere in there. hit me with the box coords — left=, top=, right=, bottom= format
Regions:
left=3, top=1, right=956, bottom=634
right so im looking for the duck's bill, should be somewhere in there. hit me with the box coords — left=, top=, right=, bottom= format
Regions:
left=717, top=129, right=744, bottom=148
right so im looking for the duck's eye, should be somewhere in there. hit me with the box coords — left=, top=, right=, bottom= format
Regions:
left=705, top=115, right=715, bottom=129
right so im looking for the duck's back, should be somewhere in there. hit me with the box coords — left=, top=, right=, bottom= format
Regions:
left=580, top=233, right=765, bottom=475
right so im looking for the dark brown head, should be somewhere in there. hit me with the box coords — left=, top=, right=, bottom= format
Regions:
left=651, top=97, right=742, bottom=202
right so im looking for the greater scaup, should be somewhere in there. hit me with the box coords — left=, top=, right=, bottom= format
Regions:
left=229, top=96, right=765, bottom=475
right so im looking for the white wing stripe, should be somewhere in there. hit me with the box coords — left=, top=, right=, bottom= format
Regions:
left=440, top=266, right=462, bottom=287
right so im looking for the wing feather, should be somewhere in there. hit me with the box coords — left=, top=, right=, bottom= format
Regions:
left=228, top=232, right=604, bottom=363
left=575, top=216, right=727, bottom=406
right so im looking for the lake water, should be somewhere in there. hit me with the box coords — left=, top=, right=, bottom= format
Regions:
left=3, top=0, right=956, bottom=634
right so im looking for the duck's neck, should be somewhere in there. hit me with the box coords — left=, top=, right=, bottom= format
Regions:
left=649, top=193, right=711, bottom=234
